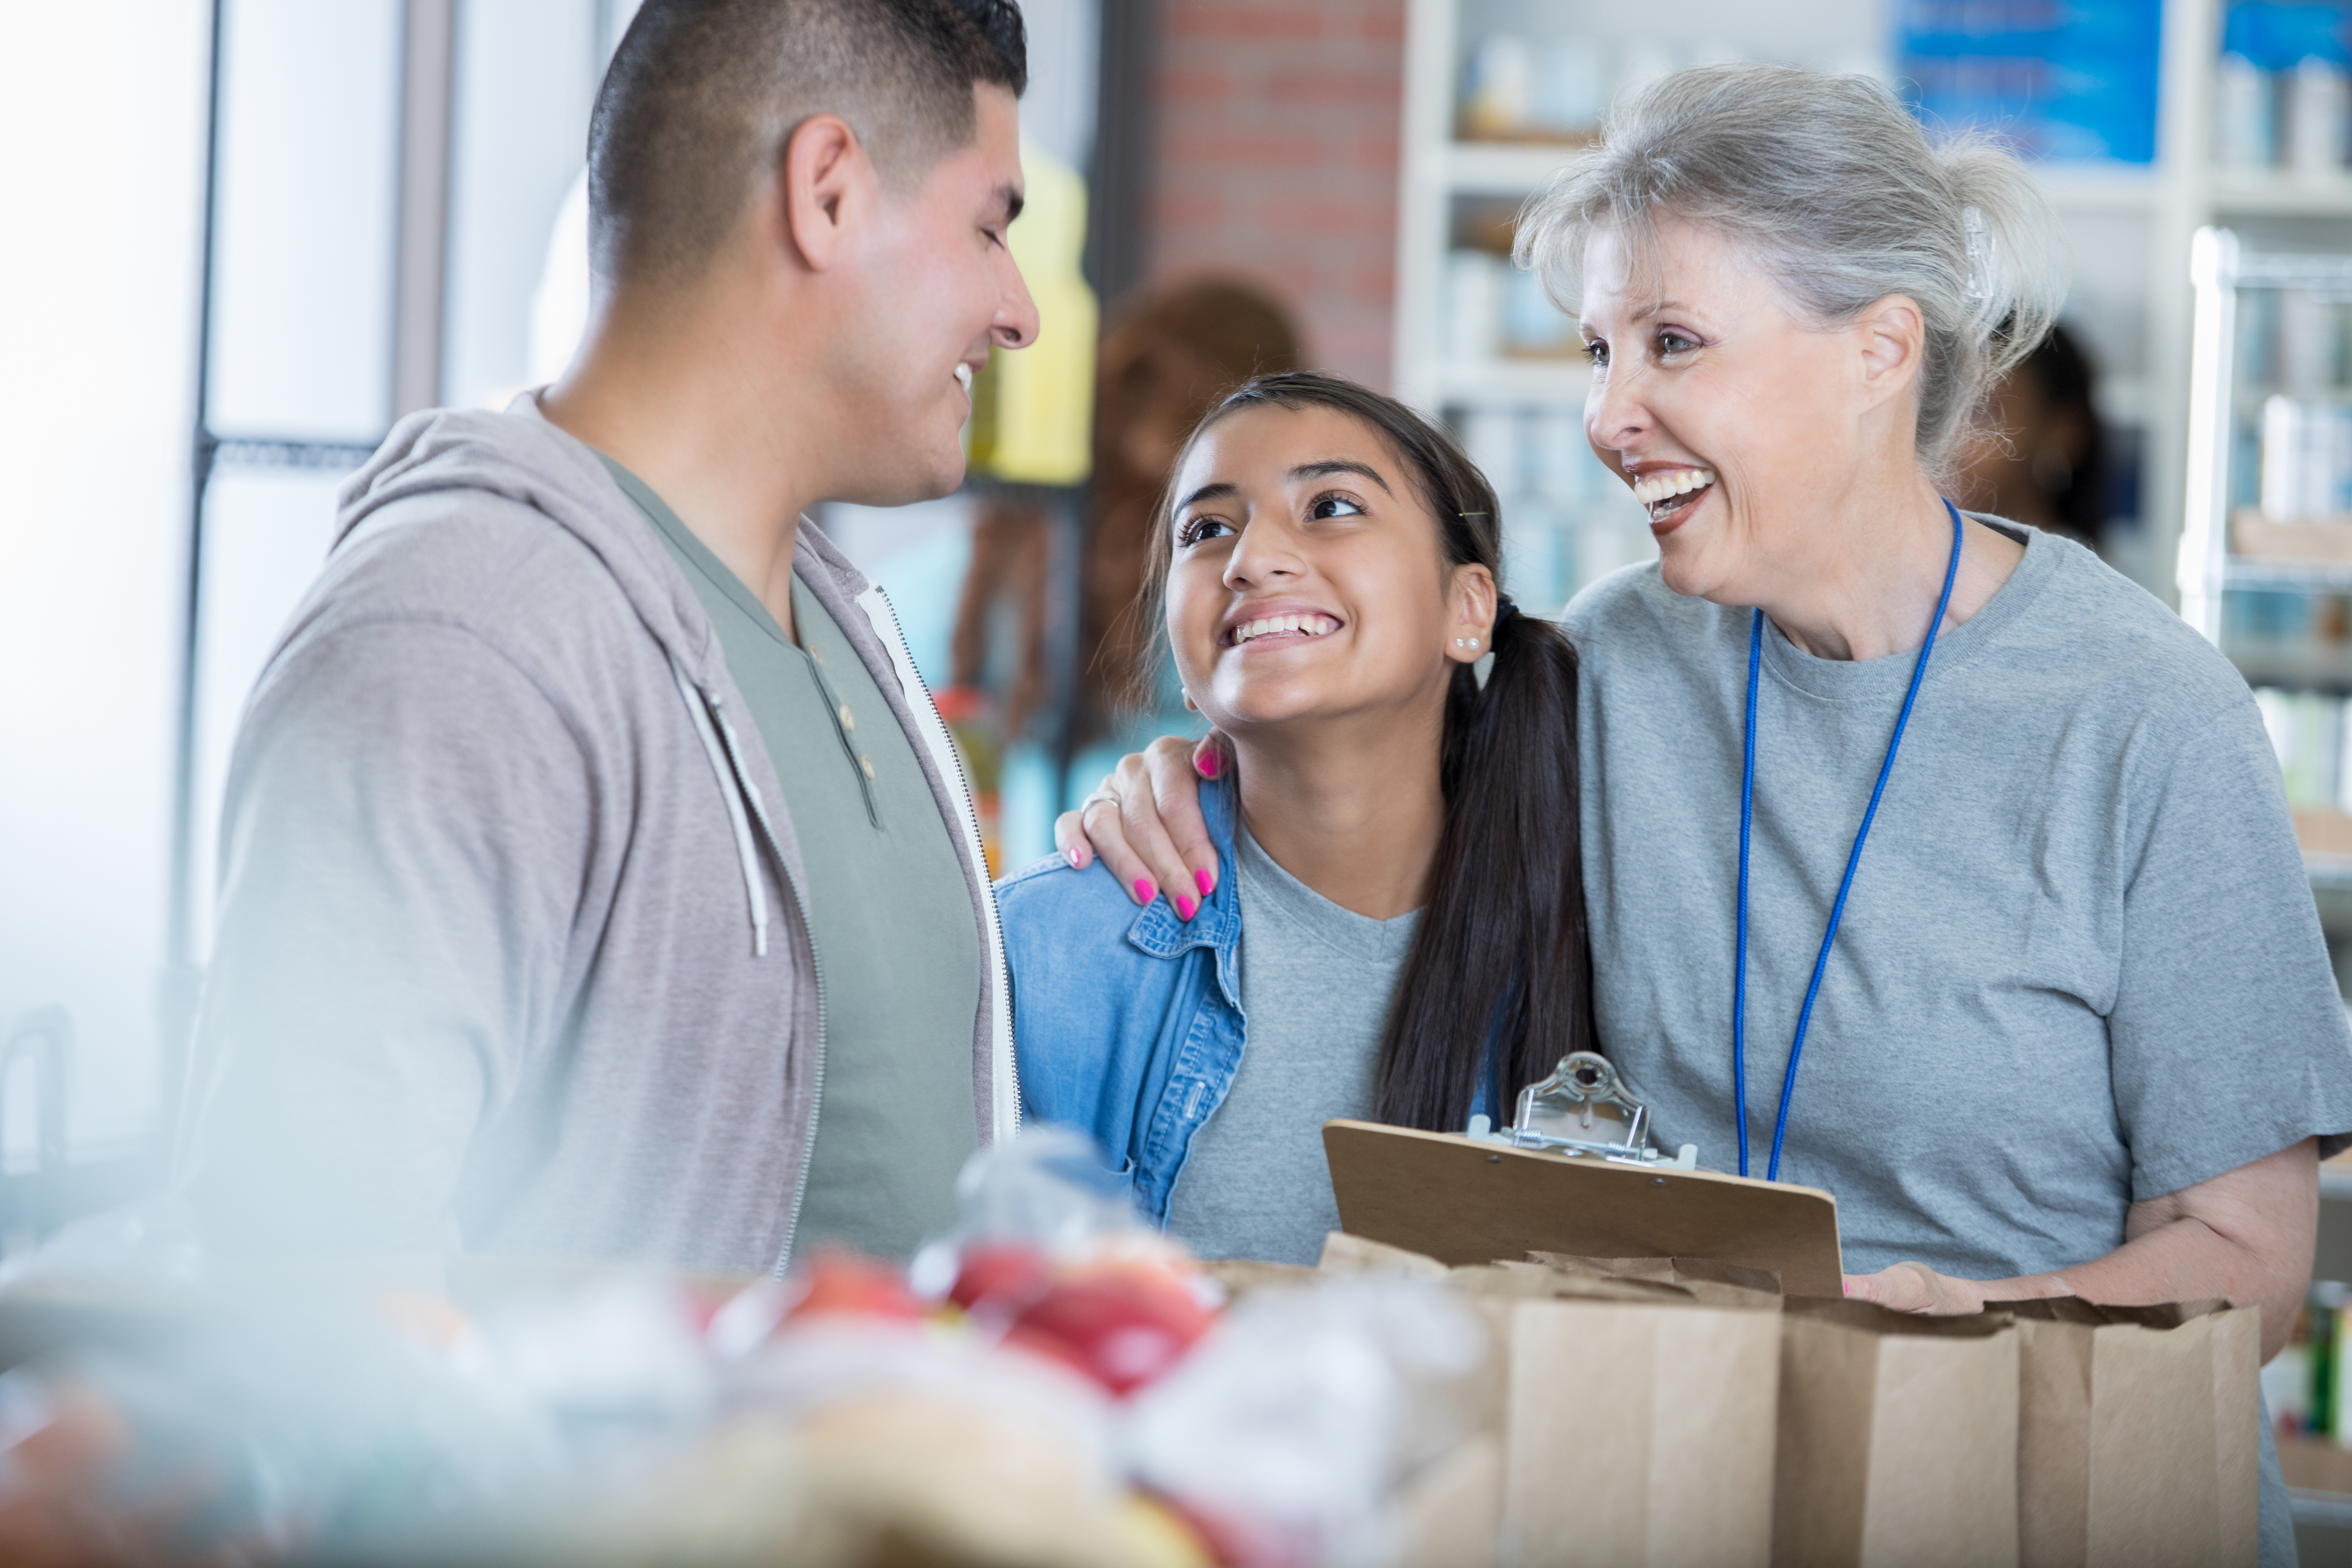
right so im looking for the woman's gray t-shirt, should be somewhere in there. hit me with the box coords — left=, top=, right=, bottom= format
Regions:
left=1564, top=522, right=2352, bottom=1280
left=1164, top=825, right=1420, bottom=1263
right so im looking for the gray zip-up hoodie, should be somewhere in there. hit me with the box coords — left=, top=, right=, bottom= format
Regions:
left=176, top=398, right=1015, bottom=1276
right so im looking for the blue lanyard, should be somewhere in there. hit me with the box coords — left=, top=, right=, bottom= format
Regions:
left=1734, top=498, right=1966, bottom=1181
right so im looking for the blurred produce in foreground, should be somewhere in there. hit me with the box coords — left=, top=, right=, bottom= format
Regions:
left=0, top=1131, right=1486, bottom=1568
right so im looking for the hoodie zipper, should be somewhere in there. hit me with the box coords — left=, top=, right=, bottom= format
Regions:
left=866, top=586, right=1020, bottom=1139
left=700, top=691, right=828, bottom=1281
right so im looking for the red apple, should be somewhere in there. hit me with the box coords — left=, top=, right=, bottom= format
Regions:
left=784, top=1249, right=923, bottom=1323
left=1006, top=1264, right=1215, bottom=1396
left=948, top=1243, right=1054, bottom=1315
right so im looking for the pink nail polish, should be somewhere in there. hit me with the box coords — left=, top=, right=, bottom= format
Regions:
left=1197, top=750, right=1220, bottom=779
left=1195, top=868, right=1214, bottom=898
left=1067, top=848, right=1084, bottom=870
left=1134, top=878, right=1156, bottom=905
left=1175, top=893, right=1197, bottom=920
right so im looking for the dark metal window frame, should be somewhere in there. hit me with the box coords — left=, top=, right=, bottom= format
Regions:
left=163, top=0, right=457, bottom=1128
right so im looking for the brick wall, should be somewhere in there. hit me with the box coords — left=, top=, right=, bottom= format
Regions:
left=1143, top=0, right=1407, bottom=389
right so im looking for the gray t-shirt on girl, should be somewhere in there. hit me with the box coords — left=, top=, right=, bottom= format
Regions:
left=1164, top=825, right=1420, bottom=1264
left=1565, top=521, right=2352, bottom=1278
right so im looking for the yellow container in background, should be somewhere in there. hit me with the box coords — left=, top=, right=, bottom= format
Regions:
left=966, top=141, right=1097, bottom=487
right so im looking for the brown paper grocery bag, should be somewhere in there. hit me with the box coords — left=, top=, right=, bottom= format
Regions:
left=1984, top=1297, right=2259, bottom=1568
left=1774, top=1298, right=2019, bottom=1568
left=1391, top=1434, right=1506, bottom=1568
left=1528, top=1253, right=1784, bottom=1308
left=1503, top=1297, right=1781, bottom=1568
left=1316, top=1230, right=1450, bottom=1279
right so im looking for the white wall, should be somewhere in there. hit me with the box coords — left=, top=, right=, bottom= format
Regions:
left=1020, top=0, right=1101, bottom=176
left=185, top=0, right=408, bottom=962
left=207, top=0, right=402, bottom=441
left=0, top=4, right=210, bottom=1156
left=444, top=0, right=603, bottom=411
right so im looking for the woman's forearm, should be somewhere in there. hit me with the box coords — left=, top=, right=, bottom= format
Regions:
left=1853, top=1223, right=2302, bottom=1360
left=1848, top=1140, right=2318, bottom=1360
left=2011, top=1212, right=2308, bottom=1360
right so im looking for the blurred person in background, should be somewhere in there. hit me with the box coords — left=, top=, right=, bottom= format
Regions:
left=999, top=371, right=1589, bottom=1265
left=1057, top=66, right=2352, bottom=1560
left=947, top=280, right=1301, bottom=861
left=176, top=0, right=1037, bottom=1279
left=1953, top=319, right=2105, bottom=548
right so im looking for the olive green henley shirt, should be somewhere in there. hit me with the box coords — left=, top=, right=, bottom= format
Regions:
left=600, top=455, right=981, bottom=1260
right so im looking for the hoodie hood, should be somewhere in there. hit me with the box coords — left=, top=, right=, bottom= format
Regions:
left=336, top=395, right=749, bottom=691
left=332, top=396, right=821, bottom=977
left=328, top=392, right=1015, bottom=1170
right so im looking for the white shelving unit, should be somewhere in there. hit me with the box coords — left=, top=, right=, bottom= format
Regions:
left=2180, top=233, right=2352, bottom=900
left=1390, top=0, right=2352, bottom=614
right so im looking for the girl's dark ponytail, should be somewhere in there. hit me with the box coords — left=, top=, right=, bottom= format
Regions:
left=1374, top=595, right=1592, bottom=1131
left=1139, top=370, right=1594, bottom=1134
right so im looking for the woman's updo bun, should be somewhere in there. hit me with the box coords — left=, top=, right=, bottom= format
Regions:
left=1514, top=63, right=2067, bottom=483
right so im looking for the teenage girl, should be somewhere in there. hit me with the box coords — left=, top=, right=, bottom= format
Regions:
left=994, top=371, right=1591, bottom=1263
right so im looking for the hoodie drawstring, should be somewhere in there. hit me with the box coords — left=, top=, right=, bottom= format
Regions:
left=670, top=657, right=769, bottom=958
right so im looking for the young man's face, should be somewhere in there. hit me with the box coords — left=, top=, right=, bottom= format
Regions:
left=831, top=84, right=1037, bottom=505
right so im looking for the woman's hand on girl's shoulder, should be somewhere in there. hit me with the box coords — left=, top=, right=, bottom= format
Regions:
left=1054, top=733, right=1228, bottom=921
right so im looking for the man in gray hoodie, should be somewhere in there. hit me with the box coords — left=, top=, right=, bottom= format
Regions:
left=177, top=0, right=1038, bottom=1278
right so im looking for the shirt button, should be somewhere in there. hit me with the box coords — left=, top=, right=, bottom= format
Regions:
left=839, top=704, right=854, bottom=730
left=861, top=755, right=875, bottom=779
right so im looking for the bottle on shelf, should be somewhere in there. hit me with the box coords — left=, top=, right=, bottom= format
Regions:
left=2214, top=2, right=2352, bottom=175
left=2267, top=1300, right=2313, bottom=1436
left=1444, top=250, right=1504, bottom=364
left=1452, top=404, right=1652, bottom=617
left=1451, top=34, right=1759, bottom=146
left=2258, top=395, right=2352, bottom=523
left=2219, top=47, right=2279, bottom=167
left=2288, top=52, right=2352, bottom=176
left=2319, top=1285, right=2344, bottom=1437
left=2254, top=685, right=2352, bottom=810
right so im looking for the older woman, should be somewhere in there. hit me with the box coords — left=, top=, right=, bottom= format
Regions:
left=1060, top=65, right=2352, bottom=1560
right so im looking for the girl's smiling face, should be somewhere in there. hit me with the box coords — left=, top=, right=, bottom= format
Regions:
left=1164, top=403, right=1492, bottom=737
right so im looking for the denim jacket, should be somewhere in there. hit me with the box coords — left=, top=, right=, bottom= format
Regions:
left=995, top=776, right=1248, bottom=1223
left=996, top=776, right=1498, bottom=1225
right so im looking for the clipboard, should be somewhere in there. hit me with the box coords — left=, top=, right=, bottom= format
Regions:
left=1322, top=1119, right=1845, bottom=1297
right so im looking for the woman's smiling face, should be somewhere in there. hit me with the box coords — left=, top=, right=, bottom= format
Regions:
left=1580, top=215, right=1898, bottom=605
left=1164, top=403, right=1490, bottom=737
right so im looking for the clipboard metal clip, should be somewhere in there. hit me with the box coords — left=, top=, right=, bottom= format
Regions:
left=1465, top=1052, right=1699, bottom=1170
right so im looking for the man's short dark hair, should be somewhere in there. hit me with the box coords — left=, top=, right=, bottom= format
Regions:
left=589, top=0, right=1027, bottom=290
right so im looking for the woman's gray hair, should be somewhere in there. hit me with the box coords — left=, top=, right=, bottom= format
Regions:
left=1514, top=64, right=2067, bottom=482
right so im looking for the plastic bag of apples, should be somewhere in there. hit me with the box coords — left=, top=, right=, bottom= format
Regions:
left=0, top=1131, right=1490, bottom=1568
left=679, top=1128, right=1492, bottom=1568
